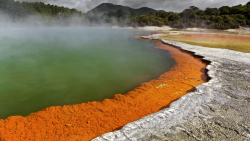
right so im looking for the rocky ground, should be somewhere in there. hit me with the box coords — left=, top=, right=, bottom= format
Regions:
left=92, top=34, right=250, bottom=141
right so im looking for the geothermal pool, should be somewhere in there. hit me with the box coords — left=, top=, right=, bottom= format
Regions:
left=0, top=28, right=174, bottom=119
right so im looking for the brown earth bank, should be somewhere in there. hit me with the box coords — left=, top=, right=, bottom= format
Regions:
left=0, top=37, right=208, bottom=141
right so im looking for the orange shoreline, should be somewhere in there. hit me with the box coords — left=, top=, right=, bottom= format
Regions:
left=0, top=37, right=208, bottom=141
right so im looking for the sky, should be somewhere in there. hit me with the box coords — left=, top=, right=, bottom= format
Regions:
left=16, top=0, right=250, bottom=13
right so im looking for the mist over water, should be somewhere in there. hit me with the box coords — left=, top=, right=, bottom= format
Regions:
left=0, top=27, right=174, bottom=119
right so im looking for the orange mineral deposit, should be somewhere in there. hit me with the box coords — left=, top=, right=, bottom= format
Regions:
left=0, top=37, right=209, bottom=141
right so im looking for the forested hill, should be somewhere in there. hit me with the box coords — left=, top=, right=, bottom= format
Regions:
left=86, top=3, right=164, bottom=17
left=87, top=1, right=250, bottom=29
left=0, top=0, right=88, bottom=25
left=1, top=0, right=250, bottom=29
left=129, top=2, right=250, bottom=29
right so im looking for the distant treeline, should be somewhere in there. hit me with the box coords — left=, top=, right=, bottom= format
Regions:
left=87, top=9, right=136, bottom=26
left=0, top=0, right=88, bottom=25
left=1, top=0, right=250, bottom=29
left=89, top=2, right=250, bottom=29
left=130, top=3, right=250, bottom=29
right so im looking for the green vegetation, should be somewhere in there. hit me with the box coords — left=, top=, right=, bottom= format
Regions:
left=1, top=0, right=250, bottom=29
left=130, top=2, right=250, bottom=29
left=88, top=1, right=250, bottom=29
left=0, top=0, right=88, bottom=25
left=101, top=9, right=136, bottom=25
left=87, top=9, right=136, bottom=25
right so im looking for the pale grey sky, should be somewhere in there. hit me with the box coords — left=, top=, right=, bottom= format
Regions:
left=16, top=0, right=250, bottom=13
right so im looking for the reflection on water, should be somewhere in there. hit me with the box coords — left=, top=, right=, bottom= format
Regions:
left=0, top=28, right=175, bottom=119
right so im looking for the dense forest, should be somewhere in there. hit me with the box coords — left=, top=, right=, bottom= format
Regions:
left=129, top=3, right=250, bottom=29
left=1, top=0, right=250, bottom=29
left=0, top=0, right=88, bottom=26
left=89, top=1, right=250, bottom=29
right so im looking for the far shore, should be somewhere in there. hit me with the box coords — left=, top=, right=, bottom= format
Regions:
left=127, top=25, right=250, bottom=53
left=111, top=25, right=250, bottom=36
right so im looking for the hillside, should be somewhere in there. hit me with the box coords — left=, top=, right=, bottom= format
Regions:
left=130, top=3, right=250, bottom=29
left=0, top=0, right=88, bottom=26
left=86, top=3, right=165, bottom=18
left=1, top=0, right=250, bottom=29
left=86, top=2, right=250, bottom=29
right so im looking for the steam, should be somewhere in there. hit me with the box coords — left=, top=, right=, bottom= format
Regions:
left=0, top=26, right=174, bottom=119
left=0, top=10, right=89, bottom=28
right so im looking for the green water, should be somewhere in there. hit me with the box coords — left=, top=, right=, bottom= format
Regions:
left=0, top=27, right=175, bottom=119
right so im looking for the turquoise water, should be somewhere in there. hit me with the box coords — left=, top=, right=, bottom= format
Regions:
left=0, top=27, right=175, bottom=119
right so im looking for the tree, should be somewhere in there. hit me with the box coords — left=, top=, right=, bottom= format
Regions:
left=205, top=8, right=220, bottom=15
left=189, top=6, right=199, bottom=12
left=230, top=5, right=246, bottom=14
left=155, top=11, right=168, bottom=18
left=168, top=13, right=180, bottom=21
left=219, top=6, right=231, bottom=14
left=196, top=10, right=204, bottom=16
left=180, top=9, right=196, bottom=19
left=54, top=5, right=59, bottom=15
left=246, top=1, right=250, bottom=9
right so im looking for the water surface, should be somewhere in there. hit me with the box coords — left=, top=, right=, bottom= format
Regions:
left=0, top=28, right=175, bottom=119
